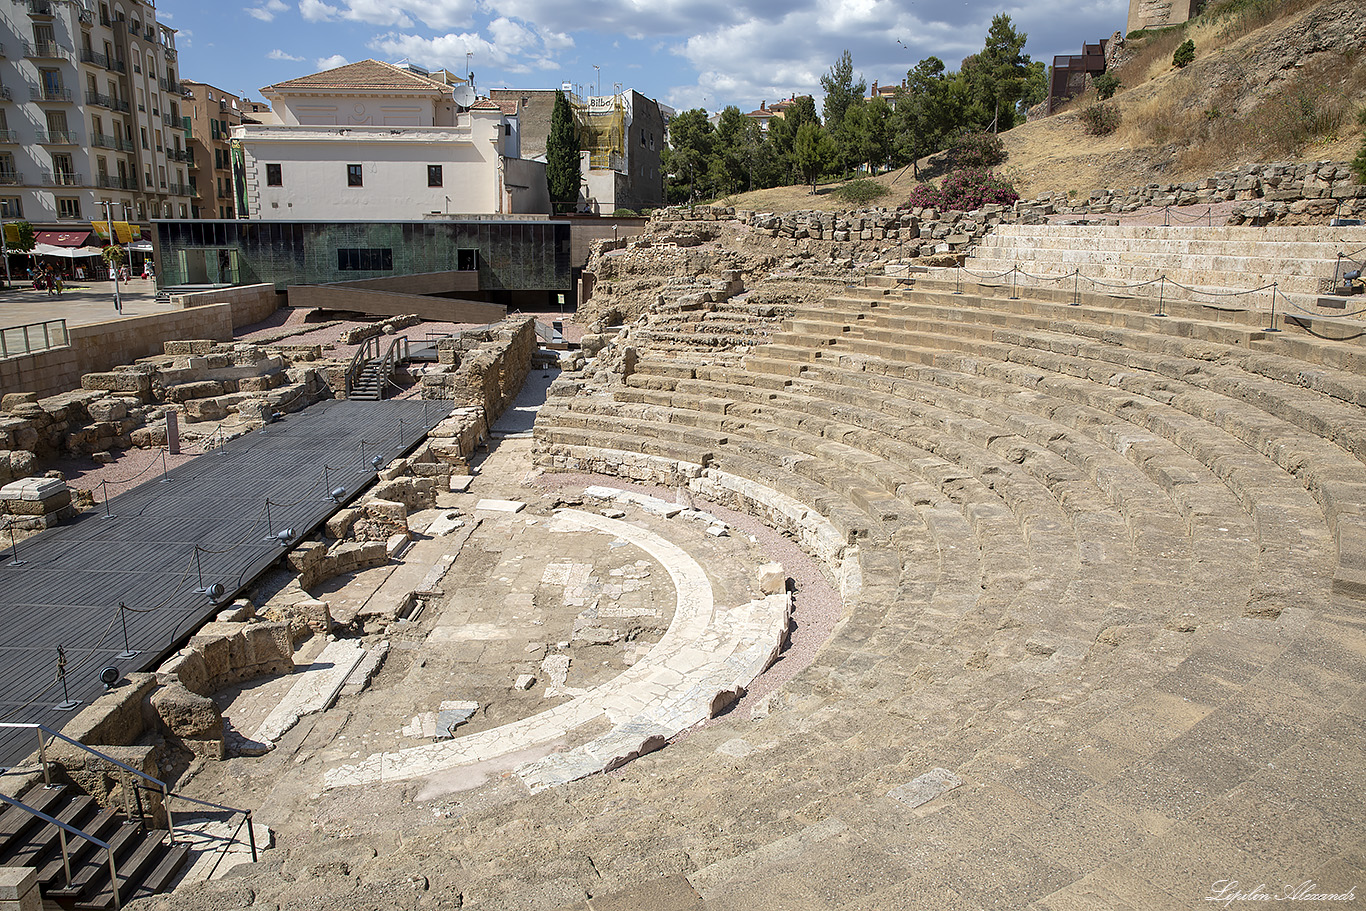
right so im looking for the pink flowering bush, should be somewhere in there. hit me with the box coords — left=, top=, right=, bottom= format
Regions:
left=905, top=167, right=1020, bottom=212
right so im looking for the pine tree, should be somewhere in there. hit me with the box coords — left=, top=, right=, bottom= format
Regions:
left=546, top=90, right=581, bottom=213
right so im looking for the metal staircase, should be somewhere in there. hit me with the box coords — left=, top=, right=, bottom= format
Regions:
left=0, top=723, right=257, bottom=910
left=344, top=335, right=411, bottom=401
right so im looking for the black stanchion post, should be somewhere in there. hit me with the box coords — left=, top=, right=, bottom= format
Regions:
left=158, top=448, right=171, bottom=483
left=1071, top=270, right=1080, bottom=306
left=116, top=601, right=138, bottom=660
left=101, top=479, right=115, bottom=519
left=1265, top=283, right=1280, bottom=333
left=1153, top=277, right=1167, bottom=317
left=4, top=512, right=26, bottom=567
left=55, top=645, right=79, bottom=710
left=1164, top=207, right=1170, bottom=227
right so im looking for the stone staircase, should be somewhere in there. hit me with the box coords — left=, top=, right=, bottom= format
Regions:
left=0, top=784, right=189, bottom=910
left=963, top=223, right=1366, bottom=306
left=528, top=269, right=1366, bottom=908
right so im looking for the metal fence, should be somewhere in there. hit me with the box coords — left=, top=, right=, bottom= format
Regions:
left=0, top=318, right=68, bottom=359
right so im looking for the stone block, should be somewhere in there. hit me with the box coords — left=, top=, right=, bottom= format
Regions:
left=0, top=393, right=37, bottom=411
left=0, top=476, right=67, bottom=501
left=757, top=562, right=786, bottom=595
left=163, top=339, right=216, bottom=356
left=0, top=868, right=36, bottom=902
left=151, top=678, right=224, bottom=759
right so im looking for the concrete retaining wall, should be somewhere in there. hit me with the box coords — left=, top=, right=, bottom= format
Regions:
left=1, top=304, right=235, bottom=400
left=172, top=283, right=282, bottom=328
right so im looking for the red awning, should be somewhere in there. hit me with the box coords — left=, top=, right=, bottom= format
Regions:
left=35, top=231, right=94, bottom=247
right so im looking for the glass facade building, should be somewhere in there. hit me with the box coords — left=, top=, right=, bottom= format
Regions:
left=152, top=218, right=574, bottom=294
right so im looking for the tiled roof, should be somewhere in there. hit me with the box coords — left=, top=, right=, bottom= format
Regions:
left=262, top=59, right=452, bottom=95
left=469, top=99, right=501, bottom=111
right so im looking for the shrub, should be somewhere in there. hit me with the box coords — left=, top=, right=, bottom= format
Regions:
left=1080, top=102, right=1122, bottom=136
left=612, top=208, right=638, bottom=216
left=1173, top=39, right=1195, bottom=68
left=1093, top=72, right=1120, bottom=101
left=948, top=131, right=1007, bottom=169
left=835, top=179, right=890, bottom=206
left=906, top=167, right=1019, bottom=212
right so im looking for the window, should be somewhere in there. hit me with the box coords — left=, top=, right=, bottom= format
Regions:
left=427, top=164, right=442, bottom=187
left=57, top=197, right=81, bottom=219
left=179, top=204, right=188, bottom=218
left=346, top=164, right=363, bottom=187
left=140, top=127, right=148, bottom=149
left=457, top=249, right=476, bottom=272
left=337, top=248, right=392, bottom=271
left=266, top=163, right=282, bottom=186
left=0, top=197, right=22, bottom=218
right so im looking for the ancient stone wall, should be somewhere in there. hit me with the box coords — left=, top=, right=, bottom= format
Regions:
left=421, top=315, right=537, bottom=424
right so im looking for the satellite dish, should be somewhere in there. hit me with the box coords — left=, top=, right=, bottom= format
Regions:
left=452, top=84, right=476, bottom=108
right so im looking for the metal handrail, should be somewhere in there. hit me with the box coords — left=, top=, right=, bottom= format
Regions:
left=0, top=721, right=256, bottom=866
left=0, top=318, right=68, bottom=358
left=0, top=792, right=122, bottom=909
left=344, top=334, right=382, bottom=397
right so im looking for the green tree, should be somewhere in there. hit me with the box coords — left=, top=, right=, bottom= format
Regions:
left=821, top=49, right=867, bottom=133
left=546, top=90, right=581, bottom=213
left=1093, top=72, right=1120, bottom=100
left=102, top=244, right=125, bottom=269
left=663, top=108, right=716, bottom=203
left=889, top=56, right=961, bottom=176
left=710, top=105, right=751, bottom=195
left=5, top=220, right=35, bottom=254
left=961, top=14, right=1034, bottom=132
left=840, top=97, right=892, bottom=175
left=794, top=121, right=836, bottom=193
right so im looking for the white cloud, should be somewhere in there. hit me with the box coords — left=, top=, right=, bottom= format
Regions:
left=296, top=0, right=475, bottom=29
left=298, top=0, right=340, bottom=21
left=369, top=18, right=567, bottom=76
left=268, top=48, right=305, bottom=61
left=316, top=53, right=350, bottom=69
left=247, top=0, right=289, bottom=21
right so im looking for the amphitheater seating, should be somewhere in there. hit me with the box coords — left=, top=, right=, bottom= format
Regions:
left=532, top=266, right=1366, bottom=907
left=964, top=223, right=1366, bottom=307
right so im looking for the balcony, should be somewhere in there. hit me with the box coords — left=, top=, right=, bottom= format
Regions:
left=40, top=170, right=83, bottom=186
left=27, top=0, right=55, bottom=18
left=78, top=48, right=125, bottom=72
left=0, top=130, right=16, bottom=143
left=85, top=90, right=128, bottom=112
left=91, top=132, right=135, bottom=152
left=162, top=45, right=177, bottom=62
left=166, top=182, right=192, bottom=197
left=35, top=130, right=77, bottom=144
left=76, top=7, right=93, bottom=24
left=23, top=41, right=68, bottom=59
left=30, top=86, right=73, bottom=103
left=0, top=87, right=11, bottom=102
left=168, top=147, right=192, bottom=163
left=0, top=172, right=23, bottom=186
left=162, top=112, right=179, bottom=128
left=96, top=174, right=138, bottom=190
left=158, top=76, right=186, bottom=95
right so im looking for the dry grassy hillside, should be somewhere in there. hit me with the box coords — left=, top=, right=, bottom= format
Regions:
left=723, top=0, right=1366, bottom=213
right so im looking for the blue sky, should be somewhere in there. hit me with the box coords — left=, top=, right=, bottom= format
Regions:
left=156, top=0, right=1129, bottom=114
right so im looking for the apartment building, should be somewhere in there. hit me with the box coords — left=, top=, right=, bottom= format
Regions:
left=182, top=80, right=256, bottom=219
left=0, top=0, right=192, bottom=230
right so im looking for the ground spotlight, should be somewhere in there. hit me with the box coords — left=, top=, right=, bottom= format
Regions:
left=276, top=527, right=295, bottom=545
left=327, top=486, right=346, bottom=503
left=100, top=666, right=120, bottom=689
left=206, top=582, right=225, bottom=602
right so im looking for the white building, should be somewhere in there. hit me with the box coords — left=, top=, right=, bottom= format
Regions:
left=235, top=60, right=549, bottom=220
left=0, top=0, right=193, bottom=229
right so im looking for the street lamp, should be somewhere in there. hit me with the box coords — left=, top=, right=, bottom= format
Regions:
left=101, top=200, right=122, bottom=313
left=593, top=65, right=600, bottom=97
